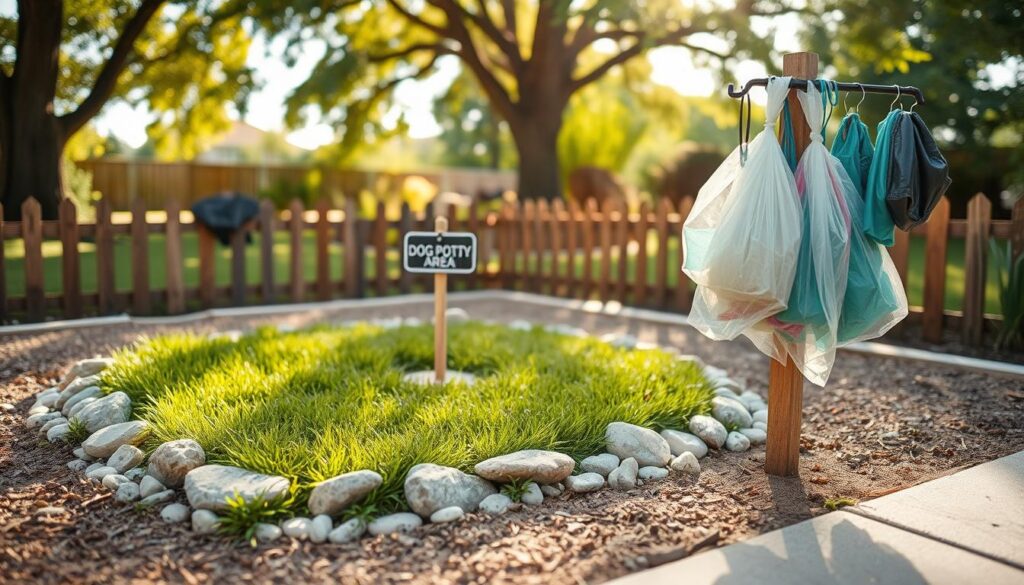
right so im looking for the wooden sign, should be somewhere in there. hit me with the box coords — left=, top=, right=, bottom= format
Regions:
left=403, top=231, right=477, bottom=274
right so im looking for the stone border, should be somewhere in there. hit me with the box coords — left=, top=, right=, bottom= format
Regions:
left=4, top=290, right=1020, bottom=379
left=18, top=313, right=770, bottom=545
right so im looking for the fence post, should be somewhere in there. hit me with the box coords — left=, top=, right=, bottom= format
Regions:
left=922, top=196, right=950, bottom=343
left=550, top=200, right=565, bottom=296
left=634, top=202, right=649, bottom=307
left=259, top=200, right=276, bottom=303
left=165, top=198, right=185, bottom=314
left=0, top=204, right=5, bottom=321
left=676, top=196, right=695, bottom=312
left=499, top=203, right=515, bottom=290
left=962, top=193, right=992, bottom=345
left=198, top=224, right=216, bottom=308
left=343, top=197, right=364, bottom=298
left=316, top=199, right=331, bottom=301
left=535, top=199, right=550, bottom=294
left=468, top=199, right=480, bottom=289
left=95, top=197, right=115, bottom=314
left=1012, top=196, right=1024, bottom=260
left=289, top=199, right=305, bottom=303
left=566, top=199, right=581, bottom=295
left=399, top=203, right=413, bottom=294
left=22, top=198, right=43, bottom=321
left=374, top=201, right=388, bottom=296
left=583, top=198, right=597, bottom=299
left=59, top=198, right=82, bottom=319
left=655, top=198, right=671, bottom=309
left=230, top=220, right=248, bottom=307
left=131, top=198, right=150, bottom=315
left=615, top=200, right=629, bottom=302
left=598, top=198, right=614, bottom=301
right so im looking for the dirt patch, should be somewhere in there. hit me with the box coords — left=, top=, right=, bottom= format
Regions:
left=2, top=296, right=1023, bottom=585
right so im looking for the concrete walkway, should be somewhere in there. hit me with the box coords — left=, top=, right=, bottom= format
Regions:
left=611, top=451, right=1024, bottom=585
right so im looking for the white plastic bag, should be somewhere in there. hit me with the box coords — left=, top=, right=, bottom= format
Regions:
left=745, top=81, right=852, bottom=386
left=683, top=76, right=802, bottom=340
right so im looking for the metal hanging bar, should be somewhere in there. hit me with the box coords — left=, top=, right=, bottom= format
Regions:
left=727, top=77, right=925, bottom=105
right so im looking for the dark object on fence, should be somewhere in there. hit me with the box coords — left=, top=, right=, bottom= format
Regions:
left=886, top=111, right=952, bottom=230
left=191, top=192, right=260, bottom=245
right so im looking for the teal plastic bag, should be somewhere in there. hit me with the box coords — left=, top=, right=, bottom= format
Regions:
left=831, top=113, right=873, bottom=198
left=836, top=165, right=908, bottom=343
left=863, top=110, right=902, bottom=246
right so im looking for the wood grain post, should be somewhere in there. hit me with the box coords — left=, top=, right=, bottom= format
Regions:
left=165, top=198, right=185, bottom=314
left=198, top=224, right=216, bottom=308
left=289, top=199, right=305, bottom=303
left=399, top=203, right=413, bottom=294
left=230, top=221, right=248, bottom=307
left=675, top=197, right=694, bottom=312
left=765, top=51, right=818, bottom=477
left=1011, top=196, right=1023, bottom=261
left=962, top=193, right=991, bottom=345
left=922, top=196, right=950, bottom=343
left=22, top=198, right=44, bottom=321
left=634, top=202, right=649, bottom=306
left=316, top=199, right=332, bottom=301
left=130, top=198, right=150, bottom=315
left=0, top=204, right=5, bottom=321
left=343, top=198, right=362, bottom=298
left=59, top=198, right=82, bottom=319
left=374, top=201, right=387, bottom=296
left=655, top=198, right=671, bottom=308
left=434, top=216, right=448, bottom=383
left=259, top=200, right=276, bottom=303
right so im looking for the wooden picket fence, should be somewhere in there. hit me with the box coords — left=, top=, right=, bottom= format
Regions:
left=2, top=193, right=1021, bottom=347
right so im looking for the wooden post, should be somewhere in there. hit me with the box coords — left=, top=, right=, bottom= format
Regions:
left=765, top=51, right=818, bottom=477
left=59, top=198, right=82, bottom=319
left=434, top=216, right=448, bottom=383
left=962, top=193, right=991, bottom=346
left=165, top=198, right=185, bottom=314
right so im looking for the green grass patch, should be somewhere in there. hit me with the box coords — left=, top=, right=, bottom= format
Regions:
left=101, top=321, right=712, bottom=514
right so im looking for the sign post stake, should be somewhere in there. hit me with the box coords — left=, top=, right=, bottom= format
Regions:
left=433, top=216, right=448, bottom=383
left=765, top=51, right=818, bottom=477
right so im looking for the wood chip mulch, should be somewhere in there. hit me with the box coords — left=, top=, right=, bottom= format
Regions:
left=1, top=298, right=1022, bottom=584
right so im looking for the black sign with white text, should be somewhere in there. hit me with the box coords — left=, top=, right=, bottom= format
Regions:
left=403, top=231, right=478, bottom=274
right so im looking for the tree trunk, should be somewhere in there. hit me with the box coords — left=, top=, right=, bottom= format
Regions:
left=2, top=0, right=64, bottom=221
left=510, top=115, right=563, bottom=200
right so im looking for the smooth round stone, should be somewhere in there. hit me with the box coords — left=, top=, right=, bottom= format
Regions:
left=739, top=428, right=767, bottom=446
left=139, top=475, right=166, bottom=498
left=520, top=482, right=543, bottom=506
left=688, top=415, right=728, bottom=450
left=670, top=452, right=701, bottom=474
left=28, top=405, right=51, bottom=417
left=82, top=420, right=150, bottom=459
left=711, top=396, right=753, bottom=429
left=85, top=465, right=118, bottom=481
left=139, top=489, right=175, bottom=508
left=739, top=391, right=767, bottom=412
left=564, top=473, right=604, bottom=493
left=659, top=430, right=709, bottom=459
left=254, top=522, right=282, bottom=543
left=124, top=467, right=147, bottom=482
left=430, top=506, right=465, bottom=523
left=540, top=484, right=562, bottom=497
left=148, top=439, right=206, bottom=488
left=478, top=493, right=512, bottom=514
left=101, top=474, right=131, bottom=490
left=474, top=449, right=574, bottom=484
left=713, top=387, right=741, bottom=401
left=184, top=465, right=290, bottom=512
left=73, top=447, right=96, bottom=462
left=26, top=411, right=61, bottom=429
left=40, top=416, right=68, bottom=433
left=702, top=365, right=728, bottom=381
left=713, top=377, right=744, bottom=393
left=161, top=503, right=190, bottom=524
left=605, top=422, right=672, bottom=467
left=61, top=386, right=101, bottom=417
left=67, top=459, right=89, bottom=472
left=192, top=509, right=221, bottom=534
left=115, top=482, right=141, bottom=503
left=445, top=307, right=470, bottom=322
left=753, top=421, right=768, bottom=431
left=752, top=409, right=768, bottom=424
left=282, top=517, right=312, bottom=540
left=404, top=463, right=496, bottom=518
left=328, top=518, right=366, bottom=543
left=367, top=513, right=422, bottom=536
left=107, top=444, right=145, bottom=474
left=725, top=431, right=751, bottom=452
left=309, top=514, right=332, bottom=544
left=638, top=466, right=669, bottom=481
left=580, top=453, right=620, bottom=477
left=46, top=423, right=71, bottom=442
left=308, top=470, right=382, bottom=516
left=84, top=462, right=103, bottom=474
left=71, top=391, right=132, bottom=433
left=608, top=457, right=638, bottom=490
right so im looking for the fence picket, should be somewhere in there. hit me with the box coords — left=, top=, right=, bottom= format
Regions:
left=468, top=200, right=480, bottom=289
left=614, top=201, right=628, bottom=302
left=59, top=199, right=82, bottom=319
left=550, top=200, right=565, bottom=296
left=165, top=199, right=185, bottom=314
left=567, top=200, right=580, bottom=294
left=230, top=218, right=248, bottom=307
left=676, top=197, right=694, bottom=312
left=536, top=200, right=550, bottom=294
left=22, top=198, right=43, bottom=321
left=889, top=228, right=911, bottom=290
left=374, top=201, right=388, bottom=296
left=198, top=223, right=216, bottom=308
left=343, top=198, right=361, bottom=298
left=499, top=204, right=515, bottom=289
left=259, top=200, right=275, bottom=303
left=582, top=199, right=597, bottom=298
left=1012, top=197, right=1024, bottom=260
left=962, top=194, right=991, bottom=345
left=599, top=199, right=614, bottom=301
left=399, top=203, right=413, bottom=294
left=922, top=196, right=950, bottom=343
left=634, top=202, right=649, bottom=306
left=0, top=204, right=5, bottom=320
left=95, top=197, right=115, bottom=314
left=316, top=199, right=331, bottom=301
left=131, top=198, right=150, bottom=315
left=521, top=200, right=535, bottom=291
left=655, top=198, right=671, bottom=308
left=289, top=199, right=305, bottom=302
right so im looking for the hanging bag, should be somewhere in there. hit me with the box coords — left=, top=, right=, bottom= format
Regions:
left=863, top=109, right=902, bottom=245
left=748, top=81, right=852, bottom=386
left=683, top=76, right=802, bottom=340
left=885, top=110, right=952, bottom=229
left=831, top=112, right=873, bottom=197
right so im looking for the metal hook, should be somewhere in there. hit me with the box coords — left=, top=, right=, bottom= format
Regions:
left=890, top=85, right=902, bottom=110
left=909, top=97, right=918, bottom=113
left=855, top=84, right=866, bottom=113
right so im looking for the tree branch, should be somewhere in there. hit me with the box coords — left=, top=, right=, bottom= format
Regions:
left=432, top=0, right=522, bottom=72
left=569, top=26, right=696, bottom=92
left=367, top=43, right=452, bottom=63
left=385, top=0, right=447, bottom=36
left=59, top=0, right=165, bottom=136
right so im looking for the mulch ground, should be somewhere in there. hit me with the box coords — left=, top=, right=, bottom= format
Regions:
left=2, top=296, right=1022, bottom=585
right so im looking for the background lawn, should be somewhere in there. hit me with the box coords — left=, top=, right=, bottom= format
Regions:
left=101, top=322, right=712, bottom=513
left=4, top=231, right=1003, bottom=314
